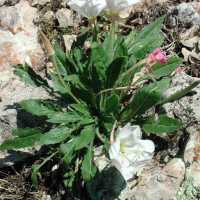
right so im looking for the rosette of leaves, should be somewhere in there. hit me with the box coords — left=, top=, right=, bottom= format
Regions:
left=0, top=17, right=199, bottom=198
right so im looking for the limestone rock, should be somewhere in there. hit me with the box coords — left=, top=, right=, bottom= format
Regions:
left=0, top=0, right=45, bottom=71
left=0, top=0, right=6, bottom=6
left=176, top=3, right=200, bottom=26
left=56, top=8, right=74, bottom=28
left=31, top=0, right=51, bottom=6
left=42, top=10, right=55, bottom=23
left=183, top=127, right=200, bottom=187
left=184, top=127, right=200, bottom=164
left=168, top=2, right=200, bottom=28
left=120, top=159, right=185, bottom=200
left=163, top=72, right=200, bottom=125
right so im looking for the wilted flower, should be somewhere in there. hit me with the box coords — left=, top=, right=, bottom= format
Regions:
left=109, top=123, right=155, bottom=181
left=148, top=48, right=167, bottom=64
left=105, top=0, right=141, bottom=13
left=68, top=0, right=106, bottom=18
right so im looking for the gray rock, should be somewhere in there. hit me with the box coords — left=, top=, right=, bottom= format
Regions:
left=168, top=2, right=200, bottom=28
left=1, top=0, right=19, bottom=6
left=186, top=162, right=200, bottom=187
left=94, top=146, right=110, bottom=172
left=163, top=72, right=200, bottom=126
left=0, top=0, right=6, bottom=6
left=42, top=10, right=55, bottom=23
left=56, top=8, right=74, bottom=28
left=32, top=0, right=51, bottom=6
left=183, top=127, right=200, bottom=187
left=120, top=159, right=185, bottom=200
left=177, top=3, right=200, bottom=26
left=184, top=127, right=199, bottom=164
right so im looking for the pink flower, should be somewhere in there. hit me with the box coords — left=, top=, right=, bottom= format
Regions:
left=148, top=48, right=167, bottom=64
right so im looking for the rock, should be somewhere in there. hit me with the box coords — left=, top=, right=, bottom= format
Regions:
left=183, top=127, right=200, bottom=187
left=120, top=159, right=185, bottom=200
left=184, top=127, right=200, bottom=164
left=42, top=10, right=55, bottom=23
left=31, top=0, right=51, bottom=6
left=94, top=146, right=110, bottom=172
left=176, top=3, right=200, bottom=26
left=56, top=8, right=74, bottom=28
left=168, top=2, right=200, bottom=28
left=174, top=178, right=200, bottom=200
left=0, top=0, right=45, bottom=71
left=61, top=0, right=68, bottom=7
left=0, top=0, right=6, bottom=6
left=163, top=72, right=200, bottom=126
left=186, top=162, right=200, bottom=187
left=41, top=192, right=52, bottom=200
left=63, top=34, right=76, bottom=52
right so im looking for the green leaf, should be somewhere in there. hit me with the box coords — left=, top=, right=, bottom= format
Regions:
left=105, top=57, right=127, bottom=88
left=105, top=94, right=119, bottom=114
left=39, top=127, right=72, bottom=145
left=121, top=79, right=170, bottom=121
left=70, top=103, right=90, bottom=116
left=47, top=112, right=81, bottom=124
left=47, top=111, right=93, bottom=125
left=152, top=56, right=182, bottom=79
left=143, top=115, right=182, bottom=134
left=60, top=125, right=95, bottom=163
left=81, top=145, right=97, bottom=182
left=91, top=42, right=108, bottom=77
left=14, top=65, right=36, bottom=86
left=64, top=74, right=86, bottom=89
left=31, top=164, right=41, bottom=187
left=54, top=55, right=68, bottom=76
left=103, top=34, right=127, bottom=64
left=75, top=126, right=95, bottom=151
left=0, top=131, right=42, bottom=150
left=159, top=80, right=200, bottom=105
left=60, top=139, right=76, bottom=164
left=54, top=43, right=66, bottom=66
left=50, top=73, right=69, bottom=94
left=126, top=17, right=164, bottom=58
left=14, top=64, right=49, bottom=89
left=12, top=128, right=42, bottom=138
left=20, top=99, right=56, bottom=117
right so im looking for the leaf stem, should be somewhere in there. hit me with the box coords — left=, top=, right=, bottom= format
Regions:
left=96, top=128, right=106, bottom=144
left=39, top=31, right=80, bottom=104
left=110, top=120, right=118, bottom=144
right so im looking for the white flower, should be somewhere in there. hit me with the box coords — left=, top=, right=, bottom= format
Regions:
left=105, top=0, right=141, bottom=13
left=109, top=123, right=155, bottom=181
left=68, top=0, right=107, bottom=18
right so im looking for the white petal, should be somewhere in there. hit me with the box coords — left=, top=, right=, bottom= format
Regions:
left=137, top=140, right=155, bottom=154
left=117, top=124, right=142, bottom=146
left=109, top=140, right=120, bottom=160
left=68, top=0, right=106, bottom=18
left=105, top=0, right=140, bottom=12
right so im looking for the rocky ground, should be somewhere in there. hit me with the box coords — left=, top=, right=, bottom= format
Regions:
left=0, top=0, right=200, bottom=199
